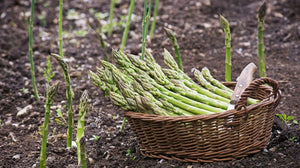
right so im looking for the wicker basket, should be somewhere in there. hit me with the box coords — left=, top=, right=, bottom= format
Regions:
left=125, top=77, right=281, bottom=162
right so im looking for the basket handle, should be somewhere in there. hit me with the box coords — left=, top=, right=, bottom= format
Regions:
left=235, top=77, right=280, bottom=110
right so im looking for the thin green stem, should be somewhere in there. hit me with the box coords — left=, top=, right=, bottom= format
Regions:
left=51, top=53, right=74, bottom=148
left=258, top=2, right=267, bottom=77
left=164, top=28, right=183, bottom=70
left=120, top=0, right=135, bottom=51
left=220, top=15, right=231, bottom=82
left=40, top=83, right=59, bottom=168
left=76, top=90, right=88, bottom=167
left=79, top=138, right=87, bottom=168
left=141, top=0, right=152, bottom=60
left=108, top=0, right=116, bottom=37
left=29, top=0, right=39, bottom=100
left=59, top=0, right=64, bottom=58
left=120, top=117, right=127, bottom=131
left=149, top=0, right=159, bottom=39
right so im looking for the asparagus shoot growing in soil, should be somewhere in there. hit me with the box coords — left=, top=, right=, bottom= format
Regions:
left=164, top=27, right=183, bottom=71
left=120, top=0, right=135, bottom=51
left=220, top=15, right=232, bottom=82
left=59, top=0, right=64, bottom=58
left=141, top=0, right=152, bottom=60
left=79, top=138, right=87, bottom=168
left=76, top=90, right=88, bottom=168
left=51, top=53, right=74, bottom=148
left=39, top=82, right=59, bottom=168
left=258, top=2, right=267, bottom=77
left=28, top=0, right=39, bottom=100
left=108, top=0, right=116, bottom=36
left=88, top=19, right=109, bottom=61
left=149, top=0, right=159, bottom=39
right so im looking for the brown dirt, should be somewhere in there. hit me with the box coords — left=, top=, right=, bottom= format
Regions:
left=0, top=0, right=299, bottom=167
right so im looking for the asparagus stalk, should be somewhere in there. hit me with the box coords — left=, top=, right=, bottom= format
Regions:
left=79, top=138, right=87, bottom=168
left=162, top=68, right=231, bottom=103
left=139, top=96, right=173, bottom=116
left=132, top=80, right=193, bottom=116
left=220, top=15, right=232, bottom=82
left=115, top=51, right=229, bottom=110
left=149, top=0, right=159, bottom=39
left=120, top=0, right=135, bottom=51
left=141, top=0, right=152, bottom=60
left=108, top=0, right=116, bottom=36
left=163, top=48, right=182, bottom=72
left=107, top=57, right=218, bottom=114
left=194, top=68, right=260, bottom=105
left=51, top=53, right=74, bottom=148
left=59, top=0, right=64, bottom=58
left=109, top=91, right=136, bottom=111
left=194, top=68, right=232, bottom=99
left=90, top=71, right=110, bottom=96
left=164, top=28, right=183, bottom=71
left=201, top=67, right=233, bottom=92
left=132, top=72, right=224, bottom=113
left=76, top=90, right=88, bottom=167
left=28, top=0, right=40, bottom=100
left=40, top=82, right=59, bottom=168
left=257, top=2, right=267, bottom=77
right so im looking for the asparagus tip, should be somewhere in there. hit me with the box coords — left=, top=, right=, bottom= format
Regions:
left=258, top=2, right=267, bottom=22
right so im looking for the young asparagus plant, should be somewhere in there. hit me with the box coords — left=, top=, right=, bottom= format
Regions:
left=39, top=82, right=59, bottom=168
left=257, top=2, right=267, bottom=77
left=51, top=53, right=74, bottom=148
left=40, top=56, right=57, bottom=168
left=120, top=0, right=135, bottom=51
left=149, top=0, right=159, bottom=39
left=108, top=0, right=116, bottom=36
left=164, top=27, right=183, bottom=71
left=28, top=0, right=40, bottom=100
left=76, top=90, right=88, bottom=168
left=88, top=19, right=109, bottom=61
left=141, top=0, right=152, bottom=60
left=59, top=0, right=64, bottom=58
left=220, top=15, right=232, bottom=82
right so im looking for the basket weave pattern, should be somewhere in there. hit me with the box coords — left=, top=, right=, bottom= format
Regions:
left=125, top=77, right=281, bottom=162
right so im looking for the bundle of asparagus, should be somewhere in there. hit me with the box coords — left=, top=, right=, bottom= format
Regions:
left=90, top=49, right=258, bottom=116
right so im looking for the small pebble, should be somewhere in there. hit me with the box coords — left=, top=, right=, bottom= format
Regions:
left=17, top=105, right=32, bottom=117
left=88, top=158, right=95, bottom=164
left=269, top=147, right=276, bottom=152
left=12, top=154, right=21, bottom=160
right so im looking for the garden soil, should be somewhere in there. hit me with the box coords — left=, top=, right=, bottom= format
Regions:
left=0, top=0, right=299, bottom=167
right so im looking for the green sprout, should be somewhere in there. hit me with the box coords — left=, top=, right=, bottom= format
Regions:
left=120, top=0, right=135, bottom=51
left=220, top=15, right=232, bottom=82
left=90, top=135, right=100, bottom=141
left=28, top=0, right=40, bottom=100
left=126, top=149, right=136, bottom=160
left=149, top=0, right=159, bottom=39
left=43, top=56, right=55, bottom=85
left=51, top=53, right=74, bottom=148
left=108, top=0, right=116, bottom=36
left=276, top=113, right=296, bottom=127
left=289, top=137, right=297, bottom=143
left=55, top=108, right=67, bottom=125
left=88, top=19, right=109, bottom=61
left=59, top=0, right=64, bottom=58
left=22, top=88, right=29, bottom=94
left=39, top=82, right=59, bottom=168
left=257, top=2, right=267, bottom=77
left=76, top=90, right=88, bottom=168
left=164, top=27, right=183, bottom=71
left=141, top=0, right=152, bottom=60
